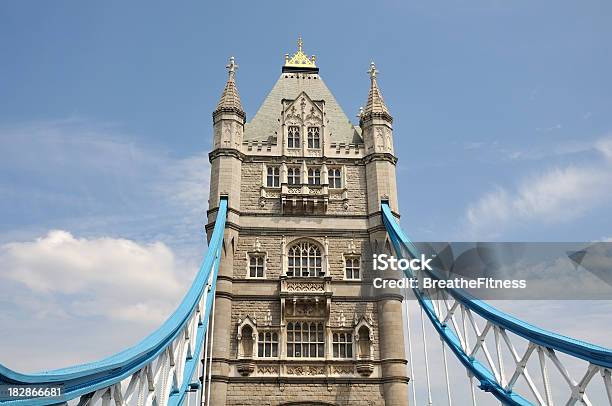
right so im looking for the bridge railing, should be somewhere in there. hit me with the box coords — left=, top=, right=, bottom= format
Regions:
left=0, top=198, right=228, bottom=406
left=382, top=201, right=612, bottom=406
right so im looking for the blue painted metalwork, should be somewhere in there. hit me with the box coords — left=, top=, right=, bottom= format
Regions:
left=0, top=198, right=228, bottom=406
left=381, top=201, right=612, bottom=405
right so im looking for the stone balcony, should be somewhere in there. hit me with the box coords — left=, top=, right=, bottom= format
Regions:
left=260, top=184, right=348, bottom=213
left=281, top=184, right=328, bottom=213
left=279, top=276, right=333, bottom=321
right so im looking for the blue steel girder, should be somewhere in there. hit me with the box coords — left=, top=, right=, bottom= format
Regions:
left=0, top=198, right=228, bottom=406
left=381, top=201, right=612, bottom=405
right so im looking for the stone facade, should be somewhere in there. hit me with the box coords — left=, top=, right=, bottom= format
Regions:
left=205, top=41, right=409, bottom=405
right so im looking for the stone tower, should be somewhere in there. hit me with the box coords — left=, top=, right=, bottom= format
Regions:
left=205, top=38, right=409, bottom=406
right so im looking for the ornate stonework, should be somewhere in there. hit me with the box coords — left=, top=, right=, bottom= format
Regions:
left=206, top=41, right=408, bottom=406
left=286, top=365, right=326, bottom=376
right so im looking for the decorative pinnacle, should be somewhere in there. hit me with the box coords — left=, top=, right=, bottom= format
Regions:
left=368, top=61, right=378, bottom=81
left=226, top=56, right=238, bottom=79
left=362, top=60, right=391, bottom=121
left=284, top=35, right=317, bottom=68
left=214, top=55, right=244, bottom=117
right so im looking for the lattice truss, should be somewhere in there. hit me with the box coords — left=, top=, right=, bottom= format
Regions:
left=0, top=199, right=228, bottom=406
left=67, top=273, right=216, bottom=406
left=421, top=282, right=612, bottom=406
left=381, top=201, right=612, bottom=406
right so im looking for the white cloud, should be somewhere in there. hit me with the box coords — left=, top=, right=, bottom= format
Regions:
left=0, top=118, right=212, bottom=371
left=596, top=136, right=612, bottom=162
left=0, top=230, right=195, bottom=372
left=1, top=230, right=184, bottom=324
left=465, top=136, right=612, bottom=238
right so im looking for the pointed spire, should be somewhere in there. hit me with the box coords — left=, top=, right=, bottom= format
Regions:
left=214, top=56, right=245, bottom=119
left=362, top=61, right=392, bottom=122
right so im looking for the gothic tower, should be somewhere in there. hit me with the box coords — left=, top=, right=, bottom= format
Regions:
left=206, top=39, right=409, bottom=406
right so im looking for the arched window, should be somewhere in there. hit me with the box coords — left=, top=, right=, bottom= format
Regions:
left=307, top=127, right=320, bottom=148
left=287, top=241, right=323, bottom=277
left=287, top=167, right=301, bottom=185
left=328, top=168, right=342, bottom=188
left=287, top=321, right=324, bottom=358
left=249, top=254, right=265, bottom=278
left=288, top=126, right=300, bottom=148
left=267, top=166, right=280, bottom=187
left=307, top=168, right=321, bottom=185
left=344, top=256, right=360, bottom=280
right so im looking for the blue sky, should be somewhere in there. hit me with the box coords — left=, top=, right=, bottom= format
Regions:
left=1, top=0, right=611, bottom=242
left=0, top=1, right=611, bottom=401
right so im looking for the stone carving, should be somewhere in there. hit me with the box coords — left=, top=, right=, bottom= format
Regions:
left=332, top=365, right=354, bottom=375
left=305, top=107, right=322, bottom=124
left=286, top=106, right=302, bottom=123
left=356, top=360, right=374, bottom=377
left=214, top=126, right=221, bottom=148
left=348, top=238, right=356, bottom=253
left=385, top=128, right=392, bottom=152
left=291, top=301, right=323, bottom=317
left=285, top=282, right=325, bottom=292
left=286, top=365, right=325, bottom=375
left=263, top=309, right=272, bottom=326
left=286, top=149, right=301, bottom=156
left=237, top=360, right=255, bottom=376
left=257, top=365, right=279, bottom=374
left=223, top=122, right=232, bottom=146
left=235, top=124, right=243, bottom=147
left=375, top=128, right=385, bottom=151
left=337, top=310, right=346, bottom=327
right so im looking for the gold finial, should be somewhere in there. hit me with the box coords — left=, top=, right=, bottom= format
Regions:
left=226, top=56, right=238, bottom=78
left=284, top=35, right=317, bottom=68
left=368, top=61, right=378, bottom=80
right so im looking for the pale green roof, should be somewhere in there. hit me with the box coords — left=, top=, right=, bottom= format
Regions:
left=244, top=73, right=362, bottom=144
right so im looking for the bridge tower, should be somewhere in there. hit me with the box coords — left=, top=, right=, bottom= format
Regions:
left=206, top=39, right=409, bottom=405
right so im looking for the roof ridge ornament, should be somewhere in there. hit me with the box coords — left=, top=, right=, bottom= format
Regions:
left=368, top=61, right=378, bottom=81
left=226, top=56, right=238, bottom=80
left=283, top=35, right=318, bottom=73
